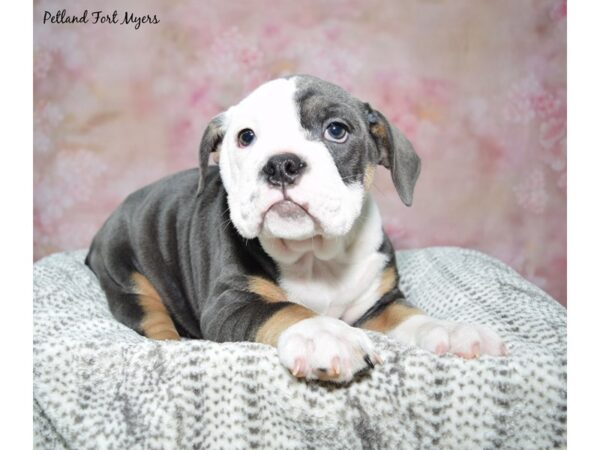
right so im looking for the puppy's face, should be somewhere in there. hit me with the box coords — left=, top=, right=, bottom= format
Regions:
left=197, top=75, right=421, bottom=241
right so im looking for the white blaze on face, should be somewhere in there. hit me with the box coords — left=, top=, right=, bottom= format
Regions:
left=218, top=77, right=365, bottom=241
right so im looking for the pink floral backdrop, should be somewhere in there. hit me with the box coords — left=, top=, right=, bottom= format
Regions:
left=33, top=0, right=567, bottom=305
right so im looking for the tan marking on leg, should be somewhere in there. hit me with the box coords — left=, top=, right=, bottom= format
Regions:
left=361, top=303, right=422, bottom=333
left=377, top=266, right=398, bottom=297
left=132, top=272, right=180, bottom=341
left=363, top=164, right=376, bottom=190
left=255, top=304, right=316, bottom=347
left=247, top=276, right=287, bottom=303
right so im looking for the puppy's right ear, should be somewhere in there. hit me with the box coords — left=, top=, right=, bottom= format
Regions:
left=197, top=113, right=226, bottom=195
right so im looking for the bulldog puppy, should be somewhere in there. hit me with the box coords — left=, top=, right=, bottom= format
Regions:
left=86, top=75, right=506, bottom=383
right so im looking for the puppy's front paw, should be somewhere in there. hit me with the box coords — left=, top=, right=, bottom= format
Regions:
left=278, top=317, right=382, bottom=383
left=390, top=315, right=508, bottom=359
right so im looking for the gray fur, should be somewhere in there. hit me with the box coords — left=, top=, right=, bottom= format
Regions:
left=197, top=113, right=226, bottom=194
left=366, top=107, right=421, bottom=206
left=293, top=74, right=420, bottom=204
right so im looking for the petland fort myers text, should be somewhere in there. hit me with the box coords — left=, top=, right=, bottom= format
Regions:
left=43, top=9, right=159, bottom=30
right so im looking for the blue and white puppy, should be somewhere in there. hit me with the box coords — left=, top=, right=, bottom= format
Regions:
left=86, top=75, right=507, bottom=383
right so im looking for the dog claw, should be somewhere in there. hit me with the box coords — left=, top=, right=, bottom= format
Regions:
left=331, top=357, right=341, bottom=377
left=472, top=342, right=481, bottom=359
left=363, top=354, right=375, bottom=369
left=292, top=359, right=303, bottom=377
left=435, top=343, right=448, bottom=355
left=373, top=353, right=384, bottom=365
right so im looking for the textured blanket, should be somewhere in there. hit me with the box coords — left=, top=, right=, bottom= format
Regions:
left=33, top=248, right=567, bottom=450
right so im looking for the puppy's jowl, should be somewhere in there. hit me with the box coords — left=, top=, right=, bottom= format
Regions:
left=86, top=75, right=507, bottom=382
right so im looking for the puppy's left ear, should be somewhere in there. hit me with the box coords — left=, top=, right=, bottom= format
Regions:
left=366, top=105, right=421, bottom=206
left=197, top=113, right=226, bottom=195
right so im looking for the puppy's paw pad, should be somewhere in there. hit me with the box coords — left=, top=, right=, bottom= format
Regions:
left=277, top=317, right=381, bottom=382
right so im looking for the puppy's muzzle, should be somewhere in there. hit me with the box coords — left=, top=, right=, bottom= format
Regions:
left=262, top=153, right=307, bottom=188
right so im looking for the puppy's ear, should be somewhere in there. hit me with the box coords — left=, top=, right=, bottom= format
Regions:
left=366, top=105, right=421, bottom=206
left=197, top=113, right=226, bottom=195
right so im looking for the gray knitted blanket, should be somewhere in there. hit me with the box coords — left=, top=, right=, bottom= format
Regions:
left=33, top=248, right=566, bottom=450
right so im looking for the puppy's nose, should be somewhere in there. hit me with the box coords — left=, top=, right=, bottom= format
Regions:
left=262, top=153, right=306, bottom=187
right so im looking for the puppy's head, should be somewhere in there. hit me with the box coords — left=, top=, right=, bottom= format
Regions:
left=197, top=75, right=420, bottom=240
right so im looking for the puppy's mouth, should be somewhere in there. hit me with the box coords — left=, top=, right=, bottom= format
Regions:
left=260, top=199, right=320, bottom=239
left=266, top=200, right=310, bottom=220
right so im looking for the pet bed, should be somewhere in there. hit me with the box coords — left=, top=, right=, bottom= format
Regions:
left=33, top=248, right=566, bottom=449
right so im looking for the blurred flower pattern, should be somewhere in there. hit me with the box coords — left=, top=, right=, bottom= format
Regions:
left=33, top=0, right=566, bottom=304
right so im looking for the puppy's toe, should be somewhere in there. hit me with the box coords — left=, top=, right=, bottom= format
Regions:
left=449, top=324, right=483, bottom=359
left=472, top=324, right=508, bottom=356
left=417, top=325, right=450, bottom=355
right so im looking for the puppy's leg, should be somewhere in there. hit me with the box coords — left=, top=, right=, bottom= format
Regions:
left=203, top=276, right=381, bottom=382
left=357, top=268, right=506, bottom=358
left=86, top=249, right=180, bottom=341
left=131, top=273, right=180, bottom=340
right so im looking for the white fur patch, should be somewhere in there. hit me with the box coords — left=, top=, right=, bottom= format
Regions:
left=389, top=315, right=508, bottom=358
left=260, top=195, right=389, bottom=324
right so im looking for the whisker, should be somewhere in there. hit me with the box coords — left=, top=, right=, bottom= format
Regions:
left=219, top=206, right=231, bottom=218
left=217, top=215, right=233, bottom=233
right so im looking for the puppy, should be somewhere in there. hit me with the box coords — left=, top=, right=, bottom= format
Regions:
left=86, top=75, right=506, bottom=382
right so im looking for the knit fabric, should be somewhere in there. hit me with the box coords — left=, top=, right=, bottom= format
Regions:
left=33, top=248, right=567, bottom=449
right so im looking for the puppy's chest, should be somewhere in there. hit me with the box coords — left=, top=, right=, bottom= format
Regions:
left=278, top=251, right=388, bottom=320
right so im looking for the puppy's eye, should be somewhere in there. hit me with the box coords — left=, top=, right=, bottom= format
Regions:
left=324, top=122, right=348, bottom=143
left=237, top=128, right=255, bottom=147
